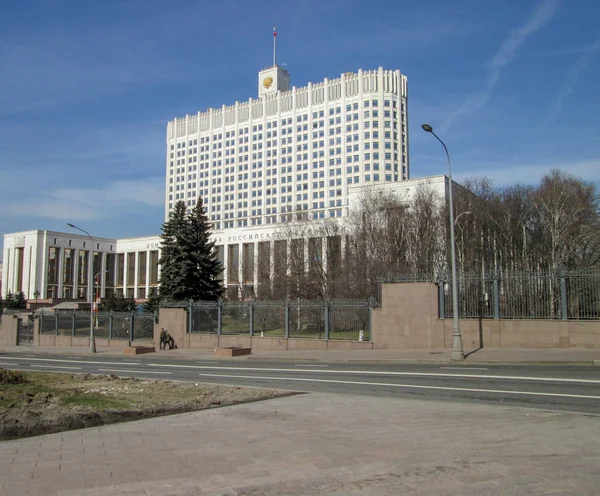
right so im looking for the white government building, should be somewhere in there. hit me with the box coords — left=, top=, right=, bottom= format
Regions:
left=2, top=60, right=456, bottom=302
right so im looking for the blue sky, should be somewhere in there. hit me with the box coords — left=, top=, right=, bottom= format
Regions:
left=1, top=0, right=599, bottom=256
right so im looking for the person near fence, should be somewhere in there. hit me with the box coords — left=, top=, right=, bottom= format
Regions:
left=159, top=328, right=175, bottom=350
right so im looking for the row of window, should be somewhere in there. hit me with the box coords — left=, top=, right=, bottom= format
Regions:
left=171, top=121, right=401, bottom=161
left=170, top=98, right=404, bottom=151
left=210, top=207, right=345, bottom=229
left=169, top=173, right=398, bottom=207
left=171, top=99, right=404, bottom=144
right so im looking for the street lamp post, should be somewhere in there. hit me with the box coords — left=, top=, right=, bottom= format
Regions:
left=421, top=124, right=464, bottom=360
left=67, top=223, right=96, bottom=353
left=454, top=211, right=472, bottom=225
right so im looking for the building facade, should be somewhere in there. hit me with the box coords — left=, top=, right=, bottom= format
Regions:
left=2, top=176, right=454, bottom=302
left=166, top=66, right=409, bottom=228
left=2, top=62, right=466, bottom=302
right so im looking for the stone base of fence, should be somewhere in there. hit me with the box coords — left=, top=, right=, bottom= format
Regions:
left=156, top=332, right=374, bottom=351
left=36, top=333, right=154, bottom=349
left=374, top=282, right=600, bottom=349
left=0, top=315, right=19, bottom=347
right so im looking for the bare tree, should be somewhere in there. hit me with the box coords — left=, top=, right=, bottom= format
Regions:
left=532, top=170, right=600, bottom=271
left=260, top=171, right=600, bottom=304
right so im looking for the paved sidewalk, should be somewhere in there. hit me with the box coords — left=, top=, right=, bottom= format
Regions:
left=1, top=344, right=599, bottom=364
left=1, top=393, right=599, bottom=495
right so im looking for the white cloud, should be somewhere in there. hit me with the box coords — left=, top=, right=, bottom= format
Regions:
left=537, top=36, right=600, bottom=129
left=455, top=158, right=600, bottom=187
left=442, top=0, right=560, bottom=131
left=7, top=178, right=165, bottom=221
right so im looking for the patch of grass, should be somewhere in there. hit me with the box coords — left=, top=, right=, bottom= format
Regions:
left=0, top=369, right=286, bottom=441
left=0, top=368, right=28, bottom=385
left=61, top=393, right=129, bottom=410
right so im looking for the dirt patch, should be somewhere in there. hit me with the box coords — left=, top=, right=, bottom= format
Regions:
left=0, top=369, right=290, bottom=441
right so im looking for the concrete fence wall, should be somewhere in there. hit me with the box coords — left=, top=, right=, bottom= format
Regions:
left=372, top=282, right=600, bottom=349
left=0, top=315, right=19, bottom=347
left=3, top=284, right=599, bottom=350
left=152, top=308, right=374, bottom=351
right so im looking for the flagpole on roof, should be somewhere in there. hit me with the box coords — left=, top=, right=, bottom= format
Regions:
left=273, top=26, right=277, bottom=67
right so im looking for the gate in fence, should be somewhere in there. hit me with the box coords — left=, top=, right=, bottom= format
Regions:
left=17, top=316, right=34, bottom=346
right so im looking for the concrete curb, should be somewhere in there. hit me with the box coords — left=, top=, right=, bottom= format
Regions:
left=1, top=347, right=598, bottom=366
left=244, top=356, right=599, bottom=366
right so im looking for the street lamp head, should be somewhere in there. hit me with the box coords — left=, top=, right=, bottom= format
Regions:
left=421, top=124, right=433, bottom=133
left=67, top=223, right=76, bottom=228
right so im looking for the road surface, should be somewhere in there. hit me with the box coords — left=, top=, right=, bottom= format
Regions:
left=1, top=351, right=599, bottom=414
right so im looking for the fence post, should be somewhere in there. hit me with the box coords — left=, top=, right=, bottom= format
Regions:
left=367, top=296, right=377, bottom=342
left=324, top=301, right=330, bottom=341
left=217, top=299, right=223, bottom=336
left=284, top=299, right=290, bottom=339
left=437, top=280, right=445, bottom=319
left=187, top=299, right=193, bottom=334
left=492, top=277, right=500, bottom=320
left=55, top=314, right=59, bottom=336
left=130, top=310, right=135, bottom=343
left=109, top=310, right=113, bottom=340
left=71, top=312, right=76, bottom=337
left=249, top=301, right=255, bottom=337
left=560, top=274, right=568, bottom=321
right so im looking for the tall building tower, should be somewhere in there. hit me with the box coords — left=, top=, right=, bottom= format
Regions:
left=165, top=36, right=408, bottom=229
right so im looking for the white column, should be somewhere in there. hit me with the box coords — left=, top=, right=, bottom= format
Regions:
left=133, top=252, right=139, bottom=298
left=123, top=252, right=129, bottom=296
left=88, top=249, right=94, bottom=303
left=145, top=250, right=151, bottom=298
left=73, top=249, right=80, bottom=299
left=156, top=250, right=162, bottom=288
left=222, top=244, right=229, bottom=287
left=1, top=249, right=9, bottom=296
left=100, top=252, right=106, bottom=298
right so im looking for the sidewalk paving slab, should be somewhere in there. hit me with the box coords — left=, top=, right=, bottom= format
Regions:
left=0, top=393, right=599, bottom=495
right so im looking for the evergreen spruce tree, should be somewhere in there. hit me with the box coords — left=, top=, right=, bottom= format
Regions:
left=143, top=287, right=161, bottom=313
left=14, top=292, right=27, bottom=309
left=4, top=292, right=16, bottom=309
left=188, top=197, right=224, bottom=301
left=159, top=201, right=193, bottom=301
left=158, top=199, right=223, bottom=302
left=102, top=295, right=137, bottom=312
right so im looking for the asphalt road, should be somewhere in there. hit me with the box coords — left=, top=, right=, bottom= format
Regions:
left=2, top=352, right=600, bottom=414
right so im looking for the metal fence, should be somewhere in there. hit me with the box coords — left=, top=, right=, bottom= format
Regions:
left=183, top=299, right=376, bottom=341
left=39, top=310, right=157, bottom=340
left=380, top=270, right=600, bottom=320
